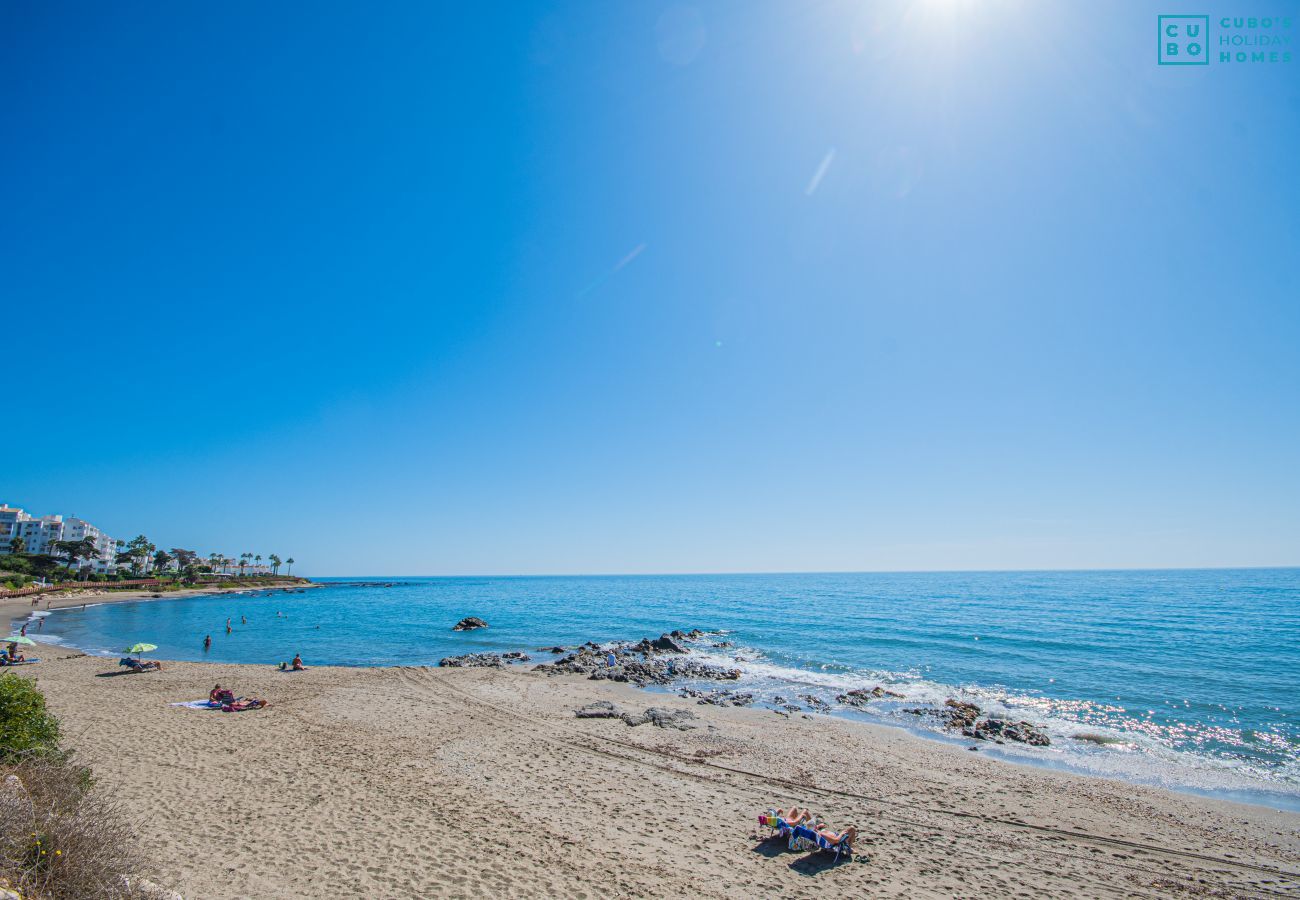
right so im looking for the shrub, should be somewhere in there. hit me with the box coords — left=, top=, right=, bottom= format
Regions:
left=1, top=757, right=157, bottom=899
left=0, top=675, right=61, bottom=761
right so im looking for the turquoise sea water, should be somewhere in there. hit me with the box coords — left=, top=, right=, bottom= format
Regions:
left=18, top=568, right=1300, bottom=810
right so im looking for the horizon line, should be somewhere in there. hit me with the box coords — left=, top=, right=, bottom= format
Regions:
left=304, top=564, right=1300, bottom=579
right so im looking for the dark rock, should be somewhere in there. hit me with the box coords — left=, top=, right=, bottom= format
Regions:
left=621, top=707, right=697, bottom=729
left=452, top=617, right=489, bottom=631
left=533, top=642, right=741, bottom=686
left=501, top=651, right=531, bottom=662
left=575, top=701, right=623, bottom=719
left=680, top=688, right=754, bottom=707
left=907, top=698, right=1051, bottom=747
left=837, top=689, right=875, bottom=709
left=650, top=634, right=686, bottom=653
left=439, top=653, right=504, bottom=668
left=799, top=693, right=831, bottom=711
left=943, top=699, right=982, bottom=730
left=539, top=646, right=567, bottom=654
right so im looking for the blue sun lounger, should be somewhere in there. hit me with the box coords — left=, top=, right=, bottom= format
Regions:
left=790, top=824, right=853, bottom=863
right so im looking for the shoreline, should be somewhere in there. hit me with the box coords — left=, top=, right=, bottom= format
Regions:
left=1, top=579, right=321, bottom=621
left=8, top=642, right=1298, bottom=898
left=12, top=589, right=1300, bottom=816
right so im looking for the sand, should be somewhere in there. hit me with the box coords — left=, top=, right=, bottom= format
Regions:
left=4, top=634, right=1297, bottom=899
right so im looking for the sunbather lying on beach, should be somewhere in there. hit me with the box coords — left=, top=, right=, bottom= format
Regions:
left=121, top=658, right=162, bottom=672
left=813, top=824, right=857, bottom=846
left=773, top=807, right=812, bottom=826
left=227, top=698, right=268, bottom=711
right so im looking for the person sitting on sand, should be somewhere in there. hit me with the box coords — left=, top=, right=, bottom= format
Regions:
left=813, top=823, right=857, bottom=846
left=5, top=642, right=17, bottom=660
left=210, top=684, right=224, bottom=703
left=291, top=653, right=305, bottom=670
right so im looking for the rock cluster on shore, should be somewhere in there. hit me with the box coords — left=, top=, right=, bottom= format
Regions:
left=533, top=630, right=742, bottom=687
left=573, top=701, right=697, bottom=730
left=452, top=616, right=489, bottom=631
left=904, top=698, right=1051, bottom=746
left=438, top=651, right=529, bottom=668
left=836, top=686, right=904, bottom=708
left=680, top=687, right=754, bottom=707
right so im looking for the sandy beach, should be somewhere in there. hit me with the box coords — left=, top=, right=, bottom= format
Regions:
left=5, top=638, right=1297, bottom=899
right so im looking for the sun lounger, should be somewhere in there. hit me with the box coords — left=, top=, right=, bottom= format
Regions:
left=758, top=812, right=791, bottom=839
left=790, top=824, right=853, bottom=863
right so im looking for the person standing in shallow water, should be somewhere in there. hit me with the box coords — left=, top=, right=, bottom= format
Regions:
left=203, top=634, right=212, bottom=651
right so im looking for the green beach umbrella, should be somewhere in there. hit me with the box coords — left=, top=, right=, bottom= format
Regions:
left=5, top=636, right=36, bottom=646
left=124, top=642, right=157, bottom=657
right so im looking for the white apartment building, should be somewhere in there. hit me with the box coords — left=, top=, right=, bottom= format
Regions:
left=0, top=504, right=118, bottom=574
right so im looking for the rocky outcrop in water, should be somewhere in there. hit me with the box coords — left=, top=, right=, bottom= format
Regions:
left=904, top=699, right=1051, bottom=747
left=532, top=630, right=737, bottom=687
left=837, top=686, right=905, bottom=708
left=680, top=688, right=754, bottom=707
left=452, top=617, right=489, bottom=631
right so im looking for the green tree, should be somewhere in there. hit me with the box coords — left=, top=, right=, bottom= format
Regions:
left=254, top=553, right=263, bottom=573
left=124, top=535, right=153, bottom=576
left=152, top=549, right=173, bottom=573
left=0, top=673, right=62, bottom=760
left=52, top=537, right=98, bottom=576
left=238, top=552, right=250, bottom=575
left=7, top=536, right=26, bottom=555
left=285, top=557, right=295, bottom=575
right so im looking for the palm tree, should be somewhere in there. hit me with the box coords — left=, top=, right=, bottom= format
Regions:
left=255, top=553, right=263, bottom=574
left=8, top=537, right=25, bottom=555
left=285, top=557, right=295, bottom=575
left=239, top=553, right=250, bottom=575
left=269, top=554, right=282, bottom=575
left=208, top=552, right=221, bottom=572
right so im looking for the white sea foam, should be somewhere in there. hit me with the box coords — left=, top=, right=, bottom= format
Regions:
left=673, top=640, right=1300, bottom=808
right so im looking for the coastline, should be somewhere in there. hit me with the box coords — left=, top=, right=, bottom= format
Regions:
left=1, top=580, right=321, bottom=623
left=14, top=583, right=1300, bottom=816
left=8, top=641, right=1299, bottom=898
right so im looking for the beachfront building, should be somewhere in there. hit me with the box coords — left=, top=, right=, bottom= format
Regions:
left=0, top=504, right=118, bottom=574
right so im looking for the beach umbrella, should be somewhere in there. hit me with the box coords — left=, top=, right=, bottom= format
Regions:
left=124, top=642, right=157, bottom=658
left=5, top=636, right=36, bottom=646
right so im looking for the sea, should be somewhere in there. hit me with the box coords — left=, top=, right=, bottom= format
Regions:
left=15, top=568, right=1300, bottom=811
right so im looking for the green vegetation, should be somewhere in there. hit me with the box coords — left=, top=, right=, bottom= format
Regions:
left=0, top=676, right=160, bottom=898
left=0, top=674, right=62, bottom=761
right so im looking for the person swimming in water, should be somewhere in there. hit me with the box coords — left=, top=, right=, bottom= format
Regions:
left=203, top=634, right=212, bottom=650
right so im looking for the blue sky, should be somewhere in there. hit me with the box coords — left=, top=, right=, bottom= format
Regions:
left=3, top=1, right=1297, bottom=575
